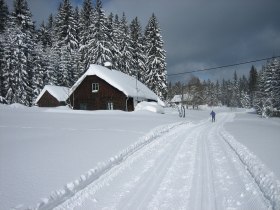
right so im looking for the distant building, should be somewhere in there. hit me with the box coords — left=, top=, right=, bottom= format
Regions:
left=35, top=85, right=69, bottom=107
left=69, top=64, right=158, bottom=111
left=170, top=93, right=193, bottom=105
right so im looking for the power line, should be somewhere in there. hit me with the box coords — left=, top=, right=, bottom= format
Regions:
left=167, top=55, right=280, bottom=76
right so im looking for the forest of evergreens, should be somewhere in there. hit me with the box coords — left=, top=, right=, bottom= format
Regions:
left=0, top=0, right=167, bottom=106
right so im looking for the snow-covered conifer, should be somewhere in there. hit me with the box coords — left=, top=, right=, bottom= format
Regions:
left=0, top=0, right=9, bottom=33
left=6, top=0, right=36, bottom=106
left=144, top=14, right=167, bottom=99
left=79, top=0, right=94, bottom=73
left=130, top=17, right=146, bottom=82
left=0, top=0, right=9, bottom=98
left=118, top=13, right=133, bottom=75
left=82, top=0, right=115, bottom=69
left=54, top=0, right=78, bottom=51
left=248, top=65, right=258, bottom=106
left=230, top=71, right=240, bottom=107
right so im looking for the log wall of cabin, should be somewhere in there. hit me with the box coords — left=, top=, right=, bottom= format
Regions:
left=70, top=75, right=134, bottom=111
left=37, top=91, right=60, bottom=107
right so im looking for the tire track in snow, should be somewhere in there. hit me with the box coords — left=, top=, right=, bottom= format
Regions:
left=51, top=122, right=192, bottom=210
left=44, top=113, right=278, bottom=210
left=201, top=113, right=271, bottom=209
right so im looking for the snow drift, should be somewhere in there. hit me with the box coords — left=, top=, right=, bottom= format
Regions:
left=135, top=101, right=164, bottom=114
left=221, top=126, right=280, bottom=209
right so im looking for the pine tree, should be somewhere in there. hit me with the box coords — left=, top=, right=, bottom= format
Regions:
left=106, top=13, right=121, bottom=70
left=230, top=71, right=240, bottom=107
left=263, top=57, right=280, bottom=116
left=225, top=80, right=233, bottom=107
left=240, top=91, right=250, bottom=109
left=215, top=80, right=222, bottom=105
left=0, top=34, right=5, bottom=98
left=79, top=0, right=94, bottom=72
left=118, top=13, right=133, bottom=75
left=4, top=0, right=36, bottom=106
left=144, top=14, right=167, bottom=99
left=48, top=44, right=61, bottom=85
left=130, top=17, right=146, bottom=82
left=82, top=0, right=115, bottom=69
left=46, top=14, right=55, bottom=47
left=0, top=0, right=9, bottom=33
left=32, top=41, right=45, bottom=98
left=254, top=67, right=267, bottom=116
left=54, top=0, right=78, bottom=51
left=38, top=21, right=52, bottom=48
left=273, top=58, right=280, bottom=115
left=3, top=19, right=26, bottom=104
left=248, top=65, right=258, bottom=106
left=53, top=0, right=80, bottom=87
left=0, top=0, right=9, bottom=98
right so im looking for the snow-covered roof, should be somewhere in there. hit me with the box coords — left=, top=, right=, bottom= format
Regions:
left=171, top=94, right=193, bottom=103
left=69, top=64, right=158, bottom=101
left=35, top=85, right=70, bottom=104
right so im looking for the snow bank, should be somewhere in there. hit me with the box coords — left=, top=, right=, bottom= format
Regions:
left=221, top=129, right=280, bottom=209
left=9, top=103, right=28, bottom=109
left=34, top=121, right=186, bottom=210
left=135, top=101, right=164, bottom=114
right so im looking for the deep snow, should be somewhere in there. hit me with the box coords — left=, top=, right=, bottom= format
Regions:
left=0, top=104, right=279, bottom=209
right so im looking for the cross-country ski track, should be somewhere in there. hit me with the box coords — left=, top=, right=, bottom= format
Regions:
left=38, top=112, right=280, bottom=210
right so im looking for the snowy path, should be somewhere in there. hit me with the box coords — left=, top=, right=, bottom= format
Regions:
left=45, top=113, right=276, bottom=209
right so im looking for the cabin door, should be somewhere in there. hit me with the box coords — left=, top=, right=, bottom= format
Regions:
left=80, top=103, right=88, bottom=110
left=107, top=102, right=114, bottom=110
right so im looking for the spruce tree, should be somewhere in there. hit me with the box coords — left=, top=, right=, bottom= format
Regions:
left=46, top=14, right=55, bottom=47
left=106, top=13, right=121, bottom=70
left=82, top=0, right=115, bottom=68
left=262, top=57, right=280, bottom=116
left=274, top=58, right=280, bottom=115
left=38, top=21, right=52, bottom=48
left=0, top=0, right=9, bottom=33
left=144, top=14, right=167, bottom=99
left=0, top=0, right=8, bottom=98
left=118, top=13, right=133, bottom=75
left=54, top=0, right=78, bottom=50
left=230, top=71, right=240, bottom=107
left=80, top=0, right=94, bottom=72
left=130, top=17, right=146, bottom=82
left=254, top=67, right=267, bottom=116
left=54, top=0, right=80, bottom=87
left=5, top=0, right=36, bottom=106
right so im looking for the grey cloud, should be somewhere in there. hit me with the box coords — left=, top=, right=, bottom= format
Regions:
left=7, top=0, right=280, bottom=83
left=105, top=0, right=280, bottom=83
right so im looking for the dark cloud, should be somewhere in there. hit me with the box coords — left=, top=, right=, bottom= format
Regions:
left=7, top=0, right=280, bottom=83
left=105, top=0, right=280, bottom=82
left=6, top=0, right=82, bottom=25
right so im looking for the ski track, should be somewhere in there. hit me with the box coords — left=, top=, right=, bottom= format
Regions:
left=49, top=113, right=276, bottom=210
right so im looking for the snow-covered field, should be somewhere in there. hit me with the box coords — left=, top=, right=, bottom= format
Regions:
left=0, top=104, right=280, bottom=209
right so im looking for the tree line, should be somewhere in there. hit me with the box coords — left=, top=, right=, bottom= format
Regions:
left=0, top=0, right=167, bottom=106
left=167, top=57, right=280, bottom=117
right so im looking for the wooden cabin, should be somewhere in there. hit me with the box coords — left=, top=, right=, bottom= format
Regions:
left=35, top=85, right=69, bottom=107
left=69, top=64, right=158, bottom=111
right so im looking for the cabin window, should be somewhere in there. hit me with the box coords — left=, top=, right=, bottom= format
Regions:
left=92, top=83, right=99, bottom=93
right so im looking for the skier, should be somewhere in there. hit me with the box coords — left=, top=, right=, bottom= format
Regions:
left=210, top=110, right=216, bottom=122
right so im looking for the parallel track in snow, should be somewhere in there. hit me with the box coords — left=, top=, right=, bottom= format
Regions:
left=45, top=113, right=278, bottom=210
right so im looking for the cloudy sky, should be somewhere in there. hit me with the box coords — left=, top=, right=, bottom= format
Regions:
left=7, top=0, right=280, bottom=83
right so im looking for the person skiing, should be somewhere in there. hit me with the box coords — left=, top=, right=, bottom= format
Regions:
left=210, top=110, right=216, bottom=122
